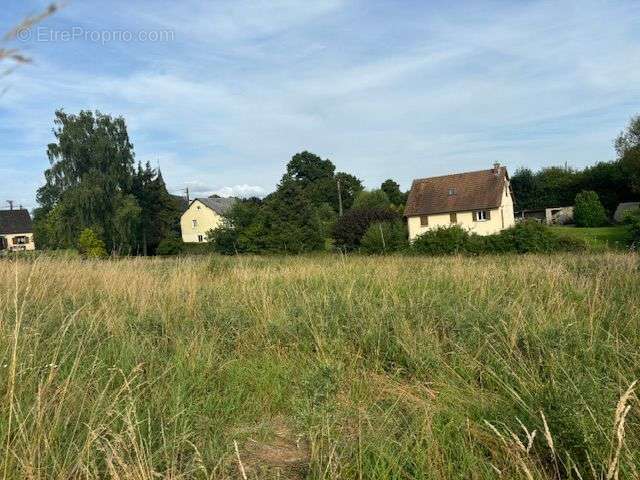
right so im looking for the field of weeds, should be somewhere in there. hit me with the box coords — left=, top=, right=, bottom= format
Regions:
left=0, top=253, right=638, bottom=479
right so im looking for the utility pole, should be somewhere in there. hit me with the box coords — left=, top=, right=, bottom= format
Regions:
left=184, top=187, right=190, bottom=204
left=6, top=200, right=14, bottom=210
left=337, top=178, right=343, bottom=217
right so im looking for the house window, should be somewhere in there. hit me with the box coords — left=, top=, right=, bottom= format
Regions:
left=450, top=212, right=457, bottom=223
left=198, top=235, right=204, bottom=243
left=474, top=210, right=490, bottom=222
left=13, top=236, right=28, bottom=245
left=192, top=219, right=198, bottom=228
left=420, top=215, right=429, bottom=227
left=448, top=188, right=457, bottom=196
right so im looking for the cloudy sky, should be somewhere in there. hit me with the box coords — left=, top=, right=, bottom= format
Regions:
left=1, top=0, right=639, bottom=210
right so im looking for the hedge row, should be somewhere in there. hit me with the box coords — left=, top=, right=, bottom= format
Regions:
left=361, top=220, right=587, bottom=255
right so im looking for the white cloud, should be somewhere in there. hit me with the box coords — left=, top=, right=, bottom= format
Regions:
left=213, top=185, right=266, bottom=198
left=2, top=0, right=640, bottom=212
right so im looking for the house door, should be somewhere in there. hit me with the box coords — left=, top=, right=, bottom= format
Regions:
left=0, top=237, right=6, bottom=250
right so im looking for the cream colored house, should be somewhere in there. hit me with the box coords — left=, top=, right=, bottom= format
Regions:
left=180, top=197, right=237, bottom=243
left=0, top=209, right=35, bottom=252
left=404, top=163, right=515, bottom=241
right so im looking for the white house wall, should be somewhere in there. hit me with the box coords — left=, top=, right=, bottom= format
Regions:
left=180, top=200, right=224, bottom=243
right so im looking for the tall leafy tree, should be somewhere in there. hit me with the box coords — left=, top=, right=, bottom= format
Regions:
left=510, top=168, right=540, bottom=210
left=284, top=151, right=363, bottom=213
left=335, top=172, right=364, bottom=211
left=380, top=179, right=406, bottom=206
left=35, top=110, right=136, bottom=250
left=581, top=161, right=629, bottom=214
left=286, top=151, right=335, bottom=186
left=210, top=151, right=363, bottom=254
left=208, top=198, right=265, bottom=254
left=353, top=189, right=391, bottom=210
left=615, top=115, right=640, bottom=195
left=132, top=163, right=180, bottom=255
left=261, top=178, right=324, bottom=253
left=535, top=166, right=583, bottom=208
left=113, top=194, right=142, bottom=255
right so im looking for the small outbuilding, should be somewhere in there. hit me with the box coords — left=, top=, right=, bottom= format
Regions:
left=515, top=206, right=574, bottom=225
left=614, top=202, right=639, bottom=223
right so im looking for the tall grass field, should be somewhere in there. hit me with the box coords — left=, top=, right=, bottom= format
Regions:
left=0, top=253, right=639, bottom=479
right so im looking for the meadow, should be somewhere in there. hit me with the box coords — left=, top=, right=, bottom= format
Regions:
left=549, top=226, right=630, bottom=251
left=0, top=253, right=638, bottom=479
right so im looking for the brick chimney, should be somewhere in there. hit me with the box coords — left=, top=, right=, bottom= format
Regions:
left=493, top=162, right=501, bottom=175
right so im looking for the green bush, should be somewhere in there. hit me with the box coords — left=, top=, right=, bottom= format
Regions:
left=554, top=233, right=590, bottom=252
left=411, top=221, right=586, bottom=256
left=333, top=208, right=400, bottom=251
left=412, top=225, right=469, bottom=255
left=574, top=190, right=607, bottom=227
left=77, top=228, right=107, bottom=259
left=623, top=209, right=640, bottom=248
left=156, top=236, right=184, bottom=256
left=509, top=220, right=558, bottom=253
left=352, top=189, right=391, bottom=210
left=360, top=220, right=408, bottom=254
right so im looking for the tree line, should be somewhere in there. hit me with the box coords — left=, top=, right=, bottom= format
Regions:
left=511, top=117, right=640, bottom=213
left=207, top=151, right=407, bottom=254
left=32, top=110, right=640, bottom=255
left=34, top=110, right=182, bottom=255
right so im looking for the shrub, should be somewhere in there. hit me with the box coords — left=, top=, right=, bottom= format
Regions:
left=411, top=221, right=586, bottom=256
left=352, top=189, right=391, bottom=210
left=509, top=220, right=558, bottom=253
left=464, top=233, right=488, bottom=255
left=333, top=208, right=400, bottom=250
left=623, top=209, right=640, bottom=248
left=207, top=200, right=266, bottom=255
left=412, top=225, right=468, bottom=255
left=360, top=220, right=408, bottom=254
left=77, top=228, right=107, bottom=259
left=207, top=226, right=239, bottom=255
left=497, top=221, right=587, bottom=253
left=156, top=236, right=184, bottom=256
left=554, top=233, right=589, bottom=252
left=574, top=190, right=607, bottom=227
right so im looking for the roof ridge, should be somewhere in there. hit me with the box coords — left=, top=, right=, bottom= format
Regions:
left=411, top=167, right=503, bottom=183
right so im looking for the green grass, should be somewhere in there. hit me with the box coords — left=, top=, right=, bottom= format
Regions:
left=0, top=253, right=639, bottom=479
left=550, top=225, right=630, bottom=249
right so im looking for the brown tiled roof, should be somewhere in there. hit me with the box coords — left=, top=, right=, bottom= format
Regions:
left=0, top=209, right=33, bottom=235
left=404, top=167, right=509, bottom=217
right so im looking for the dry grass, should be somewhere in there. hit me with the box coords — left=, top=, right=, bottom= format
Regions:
left=0, top=252, right=638, bottom=479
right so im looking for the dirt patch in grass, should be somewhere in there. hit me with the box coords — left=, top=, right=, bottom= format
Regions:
left=233, top=419, right=310, bottom=480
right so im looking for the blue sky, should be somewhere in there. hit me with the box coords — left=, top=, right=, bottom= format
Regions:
left=1, top=0, right=639, bottom=210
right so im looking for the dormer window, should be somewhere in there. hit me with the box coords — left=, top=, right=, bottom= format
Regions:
left=448, top=188, right=457, bottom=196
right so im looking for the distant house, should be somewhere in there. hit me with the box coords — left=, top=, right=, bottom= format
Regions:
left=404, top=163, right=515, bottom=241
left=180, top=197, right=237, bottom=243
left=614, top=202, right=639, bottom=223
left=0, top=208, right=35, bottom=252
